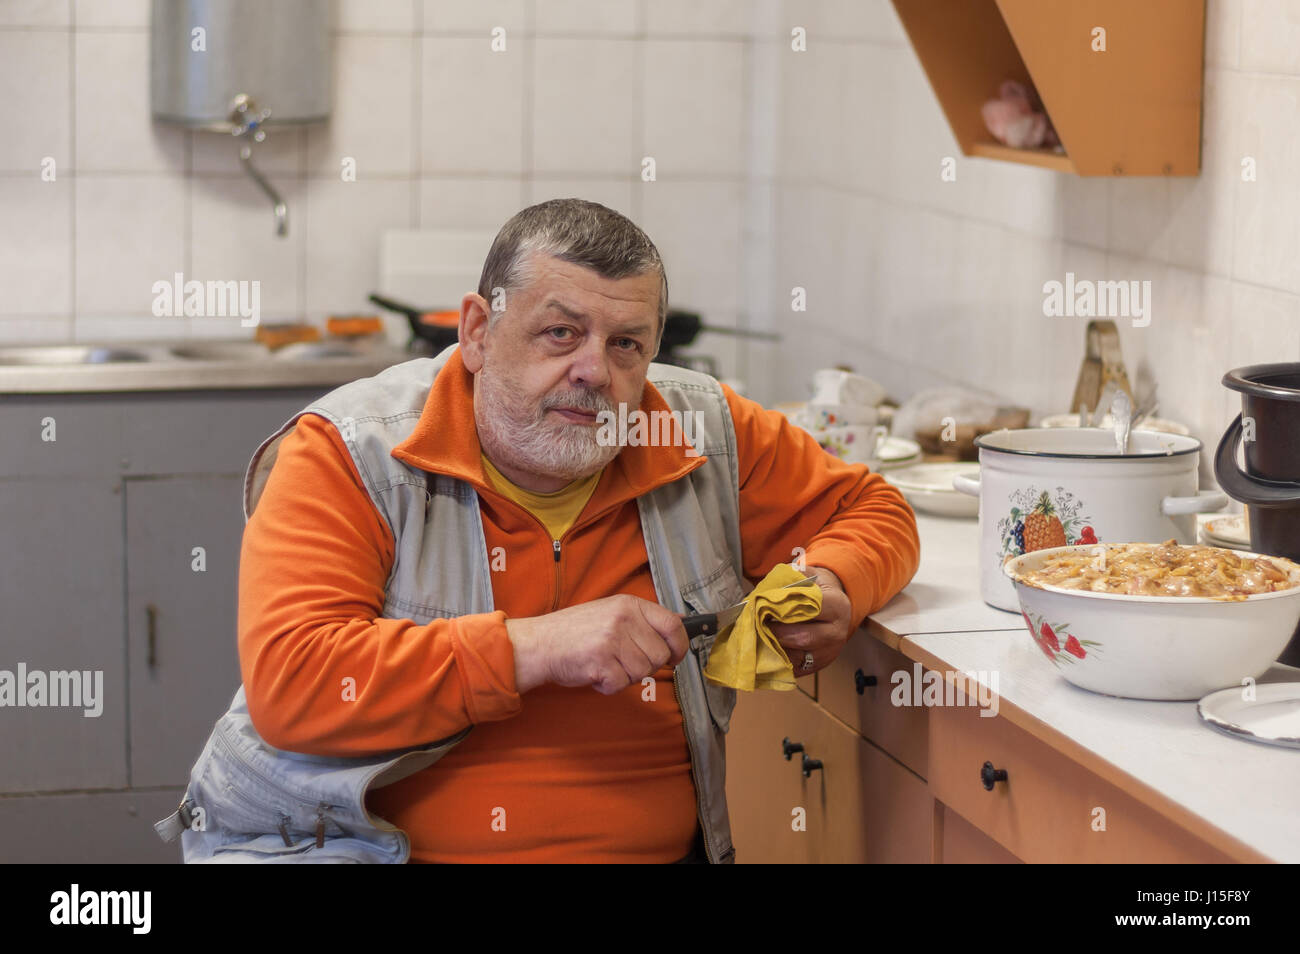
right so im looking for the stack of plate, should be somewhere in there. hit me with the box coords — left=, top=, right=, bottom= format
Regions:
left=874, top=436, right=922, bottom=471
left=1198, top=513, right=1251, bottom=550
left=882, top=462, right=979, bottom=518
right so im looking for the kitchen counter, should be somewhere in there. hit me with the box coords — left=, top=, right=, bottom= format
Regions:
left=0, top=339, right=415, bottom=393
left=868, top=511, right=1299, bottom=862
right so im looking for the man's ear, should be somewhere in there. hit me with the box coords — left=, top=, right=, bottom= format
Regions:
left=459, top=292, right=491, bottom=373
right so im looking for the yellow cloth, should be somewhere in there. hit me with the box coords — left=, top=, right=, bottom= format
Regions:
left=704, top=563, right=824, bottom=692
left=479, top=452, right=603, bottom=541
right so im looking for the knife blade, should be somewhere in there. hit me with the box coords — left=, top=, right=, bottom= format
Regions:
left=681, top=573, right=820, bottom=638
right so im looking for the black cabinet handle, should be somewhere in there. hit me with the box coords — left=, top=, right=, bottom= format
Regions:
left=801, top=754, right=823, bottom=778
left=981, top=761, right=1008, bottom=791
left=782, top=737, right=804, bottom=760
left=854, top=668, right=877, bottom=694
left=146, top=604, right=158, bottom=669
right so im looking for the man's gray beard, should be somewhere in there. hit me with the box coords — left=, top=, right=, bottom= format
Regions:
left=474, top=362, right=637, bottom=483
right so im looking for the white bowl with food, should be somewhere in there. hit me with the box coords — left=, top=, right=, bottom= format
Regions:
left=1003, top=541, right=1300, bottom=700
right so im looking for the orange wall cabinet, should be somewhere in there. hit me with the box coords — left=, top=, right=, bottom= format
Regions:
left=890, top=0, right=1206, bottom=176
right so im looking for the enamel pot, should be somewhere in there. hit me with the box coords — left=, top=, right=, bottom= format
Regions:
left=953, top=428, right=1227, bottom=612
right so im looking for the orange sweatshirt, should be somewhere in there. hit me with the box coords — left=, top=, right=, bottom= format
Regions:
left=236, top=347, right=920, bottom=862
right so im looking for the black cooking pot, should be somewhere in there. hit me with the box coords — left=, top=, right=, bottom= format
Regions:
left=1215, top=363, right=1300, bottom=665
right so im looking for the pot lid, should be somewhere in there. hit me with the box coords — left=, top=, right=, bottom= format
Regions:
left=975, top=426, right=1200, bottom=459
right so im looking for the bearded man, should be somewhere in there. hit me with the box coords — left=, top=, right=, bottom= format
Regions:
left=162, top=199, right=919, bottom=864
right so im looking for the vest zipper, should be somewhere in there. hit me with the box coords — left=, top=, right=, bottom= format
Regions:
left=673, top=669, right=717, bottom=864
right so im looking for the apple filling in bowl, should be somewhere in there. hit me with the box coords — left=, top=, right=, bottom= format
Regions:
left=1011, top=540, right=1300, bottom=600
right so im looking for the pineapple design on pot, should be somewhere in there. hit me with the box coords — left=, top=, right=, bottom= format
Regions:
left=1023, top=491, right=1067, bottom=552
left=998, top=487, right=1096, bottom=558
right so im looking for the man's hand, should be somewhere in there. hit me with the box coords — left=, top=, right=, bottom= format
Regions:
left=505, top=594, right=690, bottom=695
left=768, top=565, right=854, bottom=676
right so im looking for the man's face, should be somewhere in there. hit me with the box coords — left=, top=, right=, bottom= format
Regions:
left=460, top=253, right=662, bottom=493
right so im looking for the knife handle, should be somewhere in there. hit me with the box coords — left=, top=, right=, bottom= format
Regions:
left=682, top=614, right=720, bottom=638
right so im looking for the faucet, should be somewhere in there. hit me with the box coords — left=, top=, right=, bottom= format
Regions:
left=229, top=94, right=288, bottom=237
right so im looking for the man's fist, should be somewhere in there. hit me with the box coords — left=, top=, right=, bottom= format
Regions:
left=505, top=594, right=690, bottom=695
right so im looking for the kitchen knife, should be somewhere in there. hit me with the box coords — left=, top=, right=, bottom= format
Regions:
left=681, top=574, right=820, bottom=638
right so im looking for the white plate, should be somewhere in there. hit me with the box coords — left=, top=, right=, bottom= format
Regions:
left=1198, top=682, right=1300, bottom=750
left=875, top=436, right=921, bottom=468
left=883, top=462, right=979, bottom=518
left=1204, top=514, right=1251, bottom=548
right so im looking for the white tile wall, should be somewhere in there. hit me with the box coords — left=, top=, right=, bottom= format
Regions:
left=74, top=31, right=187, bottom=172
left=642, top=40, right=747, bottom=177
left=303, top=177, right=416, bottom=317
left=645, top=0, right=753, bottom=38
left=423, top=175, right=527, bottom=227
left=74, top=175, right=187, bottom=315
left=421, top=36, right=525, bottom=174
left=307, top=35, right=417, bottom=176
left=0, top=179, right=72, bottom=315
left=532, top=0, right=638, bottom=36
left=525, top=177, right=634, bottom=217
left=190, top=177, right=305, bottom=317
left=531, top=37, right=640, bottom=174
left=73, top=0, right=149, bottom=29
left=422, top=0, right=527, bottom=35
left=637, top=179, right=745, bottom=316
left=4, top=0, right=1299, bottom=449
left=0, top=31, right=70, bottom=174
left=0, top=1, right=71, bottom=28
left=1239, top=0, right=1300, bottom=74
left=768, top=0, right=1300, bottom=463
left=336, top=0, right=419, bottom=34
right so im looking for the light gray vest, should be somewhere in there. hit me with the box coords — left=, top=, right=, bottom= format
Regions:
left=153, top=344, right=748, bottom=863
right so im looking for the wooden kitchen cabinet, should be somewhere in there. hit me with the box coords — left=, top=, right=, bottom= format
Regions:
left=125, top=475, right=246, bottom=788
left=892, top=0, right=1205, bottom=176
left=928, top=690, right=1237, bottom=863
left=936, top=802, right=1021, bottom=864
left=726, top=678, right=932, bottom=863
left=725, top=629, right=1248, bottom=864
left=727, top=684, right=828, bottom=863
left=818, top=635, right=928, bottom=777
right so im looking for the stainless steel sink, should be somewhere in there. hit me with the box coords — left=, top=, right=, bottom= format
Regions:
left=168, top=341, right=272, bottom=361
left=0, top=345, right=155, bottom=365
left=0, top=337, right=411, bottom=393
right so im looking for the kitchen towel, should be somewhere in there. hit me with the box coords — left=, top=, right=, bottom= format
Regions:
left=703, top=563, right=824, bottom=692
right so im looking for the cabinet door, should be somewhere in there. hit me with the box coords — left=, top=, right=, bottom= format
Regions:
left=816, top=712, right=933, bottom=863
left=818, top=634, right=929, bottom=777
left=0, top=790, right=187, bottom=863
left=125, top=476, right=244, bottom=788
left=726, top=689, right=934, bottom=863
left=938, top=802, right=1021, bottom=863
left=726, top=688, right=828, bottom=863
left=929, top=691, right=1238, bottom=863
left=0, top=479, right=126, bottom=792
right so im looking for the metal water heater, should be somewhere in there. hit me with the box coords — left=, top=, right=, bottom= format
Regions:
left=150, top=0, right=332, bottom=235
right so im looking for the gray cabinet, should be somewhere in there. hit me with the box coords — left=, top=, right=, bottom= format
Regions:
left=126, top=475, right=245, bottom=789
left=0, top=478, right=126, bottom=792
left=0, top=385, right=340, bottom=861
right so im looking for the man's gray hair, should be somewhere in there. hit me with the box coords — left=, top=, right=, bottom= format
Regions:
left=477, top=198, right=668, bottom=346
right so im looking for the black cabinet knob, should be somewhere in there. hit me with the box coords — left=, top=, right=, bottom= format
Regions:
left=801, top=754, right=823, bottom=778
left=854, top=668, right=877, bottom=694
left=981, top=761, right=1008, bottom=791
left=782, top=737, right=804, bottom=760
